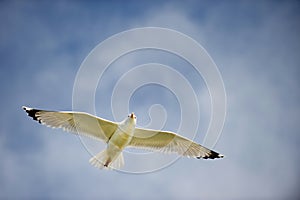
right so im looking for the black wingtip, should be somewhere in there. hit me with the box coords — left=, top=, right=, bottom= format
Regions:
left=22, top=106, right=41, bottom=123
left=198, top=150, right=224, bottom=160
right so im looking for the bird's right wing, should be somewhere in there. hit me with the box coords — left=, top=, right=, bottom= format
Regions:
left=23, top=106, right=118, bottom=143
left=128, top=128, right=223, bottom=159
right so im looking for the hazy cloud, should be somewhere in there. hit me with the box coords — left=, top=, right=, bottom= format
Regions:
left=1, top=1, right=299, bottom=199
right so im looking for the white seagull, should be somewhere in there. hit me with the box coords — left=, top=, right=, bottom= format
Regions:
left=22, top=106, right=224, bottom=170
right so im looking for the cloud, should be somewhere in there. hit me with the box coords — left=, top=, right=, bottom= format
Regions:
left=1, top=1, right=300, bottom=199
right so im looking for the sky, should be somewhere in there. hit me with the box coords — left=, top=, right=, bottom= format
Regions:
left=1, top=0, right=300, bottom=199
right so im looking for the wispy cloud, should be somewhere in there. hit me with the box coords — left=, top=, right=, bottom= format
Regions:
left=1, top=1, right=299, bottom=199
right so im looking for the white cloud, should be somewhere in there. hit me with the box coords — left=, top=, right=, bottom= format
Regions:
left=1, top=1, right=300, bottom=199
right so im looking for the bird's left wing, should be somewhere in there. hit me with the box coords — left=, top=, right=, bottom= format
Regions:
left=22, top=106, right=118, bottom=143
left=128, top=128, right=224, bottom=159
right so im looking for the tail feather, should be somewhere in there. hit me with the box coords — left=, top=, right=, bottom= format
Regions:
left=89, top=150, right=124, bottom=170
left=89, top=150, right=107, bottom=169
left=110, top=153, right=124, bottom=170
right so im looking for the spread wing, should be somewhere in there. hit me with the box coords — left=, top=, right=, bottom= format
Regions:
left=22, top=106, right=118, bottom=143
left=128, top=128, right=224, bottom=159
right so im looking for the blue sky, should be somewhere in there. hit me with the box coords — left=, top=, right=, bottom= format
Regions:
left=1, top=1, right=300, bottom=199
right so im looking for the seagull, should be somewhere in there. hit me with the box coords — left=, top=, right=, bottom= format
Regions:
left=22, top=106, right=224, bottom=170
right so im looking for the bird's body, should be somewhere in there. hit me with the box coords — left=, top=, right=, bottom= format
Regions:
left=22, top=106, right=224, bottom=169
left=90, top=114, right=136, bottom=168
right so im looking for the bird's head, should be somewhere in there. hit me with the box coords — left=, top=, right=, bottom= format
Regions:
left=127, top=112, right=137, bottom=123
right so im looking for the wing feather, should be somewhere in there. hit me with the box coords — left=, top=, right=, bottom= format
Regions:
left=23, top=106, right=117, bottom=143
left=128, top=128, right=223, bottom=159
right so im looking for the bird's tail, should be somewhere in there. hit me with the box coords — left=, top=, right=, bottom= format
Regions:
left=89, top=150, right=124, bottom=170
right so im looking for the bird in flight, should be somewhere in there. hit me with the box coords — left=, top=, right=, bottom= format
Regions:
left=22, top=106, right=224, bottom=170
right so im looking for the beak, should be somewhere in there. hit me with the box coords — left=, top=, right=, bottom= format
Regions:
left=130, top=112, right=135, bottom=119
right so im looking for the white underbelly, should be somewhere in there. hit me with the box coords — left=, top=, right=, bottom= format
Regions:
left=106, top=129, right=132, bottom=160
